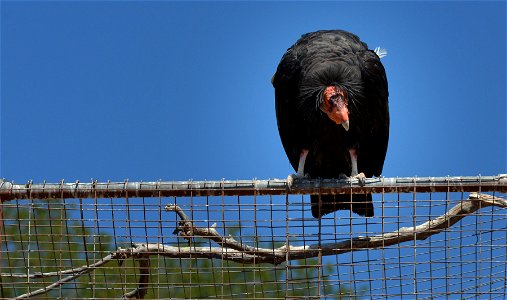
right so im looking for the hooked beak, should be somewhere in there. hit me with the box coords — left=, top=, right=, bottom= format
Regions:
left=342, top=120, right=350, bottom=131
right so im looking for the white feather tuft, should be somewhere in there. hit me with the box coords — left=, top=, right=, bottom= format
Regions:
left=374, top=47, right=388, bottom=58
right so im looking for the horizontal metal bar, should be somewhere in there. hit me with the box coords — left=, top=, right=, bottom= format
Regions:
left=0, top=175, right=506, bottom=201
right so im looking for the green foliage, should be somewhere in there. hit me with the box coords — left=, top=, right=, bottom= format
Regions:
left=1, top=200, right=118, bottom=298
left=1, top=201, right=363, bottom=299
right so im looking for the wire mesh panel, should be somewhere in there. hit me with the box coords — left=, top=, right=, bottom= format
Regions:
left=0, top=176, right=506, bottom=299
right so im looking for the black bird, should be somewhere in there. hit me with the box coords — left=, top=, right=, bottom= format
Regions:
left=272, top=30, right=389, bottom=218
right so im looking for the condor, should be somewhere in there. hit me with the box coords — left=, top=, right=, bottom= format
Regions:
left=272, top=30, right=390, bottom=218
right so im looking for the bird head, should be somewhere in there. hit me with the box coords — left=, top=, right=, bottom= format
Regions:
left=320, top=86, right=350, bottom=131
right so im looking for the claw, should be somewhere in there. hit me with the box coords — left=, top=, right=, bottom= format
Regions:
left=338, top=172, right=366, bottom=186
left=287, top=173, right=309, bottom=189
left=354, top=172, right=366, bottom=186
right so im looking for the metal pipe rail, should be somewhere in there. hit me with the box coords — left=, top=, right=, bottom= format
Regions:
left=1, top=175, right=506, bottom=201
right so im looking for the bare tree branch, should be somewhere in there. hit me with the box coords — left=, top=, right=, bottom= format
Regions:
left=7, top=193, right=506, bottom=298
left=286, top=193, right=507, bottom=258
left=163, top=193, right=507, bottom=263
left=165, top=204, right=273, bottom=255
left=122, top=254, right=150, bottom=299
left=10, top=245, right=153, bottom=299
left=12, top=255, right=115, bottom=299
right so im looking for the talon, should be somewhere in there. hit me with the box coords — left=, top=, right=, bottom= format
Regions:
left=354, top=172, right=366, bottom=186
left=338, top=173, right=366, bottom=185
left=287, top=174, right=295, bottom=188
left=287, top=173, right=308, bottom=188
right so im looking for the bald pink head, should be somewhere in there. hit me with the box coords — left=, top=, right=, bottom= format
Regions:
left=320, top=86, right=350, bottom=131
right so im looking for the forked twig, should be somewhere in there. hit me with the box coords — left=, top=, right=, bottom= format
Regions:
left=165, top=204, right=274, bottom=255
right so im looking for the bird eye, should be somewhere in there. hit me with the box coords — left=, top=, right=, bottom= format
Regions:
left=330, top=94, right=342, bottom=103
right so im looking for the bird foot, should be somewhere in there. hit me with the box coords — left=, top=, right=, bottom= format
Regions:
left=287, top=172, right=309, bottom=189
left=352, top=172, right=366, bottom=186
left=339, top=173, right=366, bottom=186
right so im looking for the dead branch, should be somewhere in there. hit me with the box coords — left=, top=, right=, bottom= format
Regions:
left=12, top=255, right=114, bottom=299
left=166, top=204, right=276, bottom=255
left=122, top=254, right=150, bottom=299
left=10, top=245, right=153, bottom=299
left=6, top=193, right=506, bottom=299
left=287, top=193, right=507, bottom=258
left=164, top=193, right=507, bottom=263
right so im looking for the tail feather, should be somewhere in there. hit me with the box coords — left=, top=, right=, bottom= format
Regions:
left=311, top=193, right=374, bottom=218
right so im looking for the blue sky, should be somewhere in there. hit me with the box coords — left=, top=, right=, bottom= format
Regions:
left=1, top=1, right=505, bottom=183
